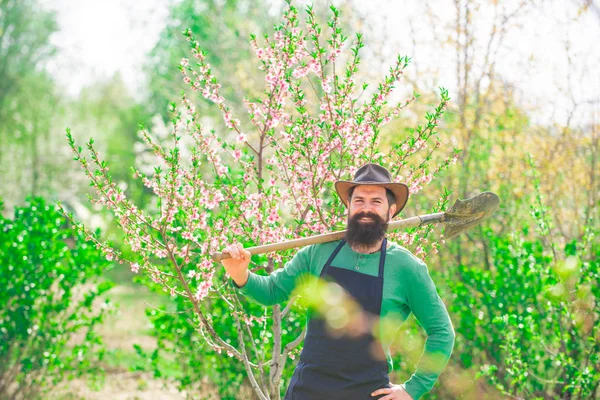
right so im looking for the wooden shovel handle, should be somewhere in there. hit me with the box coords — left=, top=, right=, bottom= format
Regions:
left=211, top=214, right=441, bottom=262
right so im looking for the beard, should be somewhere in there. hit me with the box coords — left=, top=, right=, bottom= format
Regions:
left=345, top=211, right=389, bottom=252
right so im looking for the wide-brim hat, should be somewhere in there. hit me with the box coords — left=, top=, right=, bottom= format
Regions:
left=335, top=163, right=409, bottom=218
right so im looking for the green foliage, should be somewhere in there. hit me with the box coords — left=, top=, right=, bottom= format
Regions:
left=445, top=227, right=599, bottom=398
left=0, top=0, right=57, bottom=120
left=0, top=197, right=114, bottom=399
left=0, top=0, right=60, bottom=209
left=70, top=75, right=155, bottom=210
left=424, top=157, right=600, bottom=399
left=133, top=264, right=304, bottom=398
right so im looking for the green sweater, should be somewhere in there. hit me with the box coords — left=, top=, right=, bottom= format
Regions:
left=235, top=240, right=455, bottom=400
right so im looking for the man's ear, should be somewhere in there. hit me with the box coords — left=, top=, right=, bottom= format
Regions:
left=389, top=204, right=397, bottom=219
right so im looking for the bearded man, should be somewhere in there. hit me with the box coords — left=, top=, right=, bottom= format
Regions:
left=221, top=163, right=455, bottom=400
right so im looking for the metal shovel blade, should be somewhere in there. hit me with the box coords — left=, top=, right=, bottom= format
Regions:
left=442, top=191, right=500, bottom=239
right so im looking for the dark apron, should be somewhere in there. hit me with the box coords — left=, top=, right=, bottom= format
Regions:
left=284, top=239, right=391, bottom=400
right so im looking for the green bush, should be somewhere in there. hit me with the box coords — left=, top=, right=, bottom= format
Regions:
left=446, top=227, right=599, bottom=398
left=0, top=197, right=114, bottom=399
left=424, top=161, right=600, bottom=399
left=135, top=257, right=304, bottom=399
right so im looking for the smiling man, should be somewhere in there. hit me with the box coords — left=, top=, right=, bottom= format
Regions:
left=221, top=163, right=455, bottom=400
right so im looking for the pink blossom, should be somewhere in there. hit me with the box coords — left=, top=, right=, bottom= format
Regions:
left=267, top=209, right=279, bottom=224
left=409, top=182, right=422, bottom=194
left=155, top=249, right=167, bottom=259
left=415, top=246, right=425, bottom=258
left=274, top=31, right=284, bottom=47
left=322, top=76, right=332, bottom=94
left=328, top=48, right=341, bottom=62
left=131, top=263, right=140, bottom=273
left=129, top=238, right=141, bottom=252
left=195, top=280, right=212, bottom=301
left=292, top=66, right=308, bottom=79
left=307, top=59, right=321, bottom=75
left=236, top=133, right=247, bottom=143
left=256, top=48, right=266, bottom=60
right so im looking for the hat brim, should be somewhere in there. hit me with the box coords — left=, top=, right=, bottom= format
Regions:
left=335, top=181, right=409, bottom=218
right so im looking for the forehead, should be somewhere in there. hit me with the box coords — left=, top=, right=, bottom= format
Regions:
left=352, top=185, right=387, bottom=198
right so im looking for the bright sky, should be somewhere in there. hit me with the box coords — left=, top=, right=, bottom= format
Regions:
left=44, top=0, right=599, bottom=127
left=45, top=0, right=169, bottom=96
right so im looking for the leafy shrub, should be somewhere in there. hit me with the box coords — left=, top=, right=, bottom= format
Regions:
left=427, top=159, right=600, bottom=399
left=0, top=197, right=114, bottom=399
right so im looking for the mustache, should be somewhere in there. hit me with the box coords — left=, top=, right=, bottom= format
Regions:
left=351, top=212, right=385, bottom=222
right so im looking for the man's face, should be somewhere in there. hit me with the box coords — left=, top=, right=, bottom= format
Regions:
left=348, top=185, right=394, bottom=223
left=345, top=186, right=397, bottom=250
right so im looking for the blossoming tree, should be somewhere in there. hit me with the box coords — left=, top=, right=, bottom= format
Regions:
left=61, top=2, right=458, bottom=398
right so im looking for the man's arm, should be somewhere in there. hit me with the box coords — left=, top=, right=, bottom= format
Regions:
left=402, top=259, right=455, bottom=400
left=222, top=243, right=311, bottom=306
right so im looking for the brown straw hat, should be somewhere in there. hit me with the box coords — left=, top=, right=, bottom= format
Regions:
left=335, top=163, right=409, bottom=217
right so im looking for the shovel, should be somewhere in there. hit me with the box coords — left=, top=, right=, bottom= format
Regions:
left=211, top=192, right=500, bottom=262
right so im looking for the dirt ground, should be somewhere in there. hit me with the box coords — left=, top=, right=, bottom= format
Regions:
left=49, top=371, right=189, bottom=400
left=48, top=283, right=225, bottom=400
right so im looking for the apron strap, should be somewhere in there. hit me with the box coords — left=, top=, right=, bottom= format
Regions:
left=320, top=240, right=346, bottom=277
left=378, top=238, right=387, bottom=279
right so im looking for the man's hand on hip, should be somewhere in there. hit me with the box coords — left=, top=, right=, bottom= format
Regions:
left=220, top=243, right=251, bottom=287
left=371, top=384, right=414, bottom=400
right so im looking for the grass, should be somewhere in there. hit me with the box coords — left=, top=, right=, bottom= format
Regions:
left=49, top=269, right=191, bottom=399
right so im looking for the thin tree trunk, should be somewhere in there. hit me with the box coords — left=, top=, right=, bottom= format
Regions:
left=266, top=258, right=283, bottom=400
left=31, top=120, right=39, bottom=195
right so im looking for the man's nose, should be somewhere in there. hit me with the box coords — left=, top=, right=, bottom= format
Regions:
left=360, top=203, right=373, bottom=212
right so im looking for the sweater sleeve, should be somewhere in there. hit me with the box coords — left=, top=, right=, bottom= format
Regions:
left=402, top=259, right=455, bottom=400
left=231, top=246, right=312, bottom=306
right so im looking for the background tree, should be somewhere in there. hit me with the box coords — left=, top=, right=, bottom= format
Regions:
left=145, top=0, right=279, bottom=122
left=64, top=3, right=456, bottom=398
left=0, top=0, right=58, bottom=210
